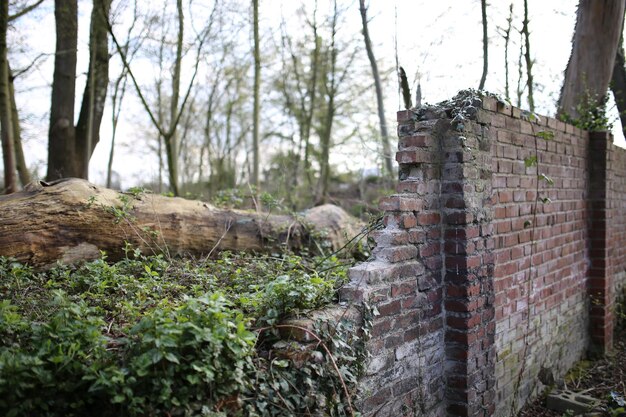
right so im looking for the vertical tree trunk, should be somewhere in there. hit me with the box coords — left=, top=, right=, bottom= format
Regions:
left=164, top=0, right=184, bottom=196
left=252, top=0, right=260, bottom=188
left=478, top=0, right=488, bottom=91
left=316, top=0, right=338, bottom=204
left=502, top=4, right=513, bottom=101
left=522, top=0, right=534, bottom=112
left=106, top=71, right=128, bottom=188
left=558, top=0, right=625, bottom=119
left=358, top=0, right=393, bottom=179
left=612, top=27, right=626, bottom=138
left=8, top=66, right=30, bottom=186
left=516, top=29, right=524, bottom=108
left=318, top=93, right=334, bottom=204
left=46, top=0, right=78, bottom=180
left=0, top=0, right=16, bottom=193
left=75, top=0, right=111, bottom=180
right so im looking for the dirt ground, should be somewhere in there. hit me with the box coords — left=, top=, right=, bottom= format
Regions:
left=518, top=327, right=626, bottom=417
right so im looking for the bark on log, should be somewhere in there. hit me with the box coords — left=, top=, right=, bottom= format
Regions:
left=0, top=178, right=366, bottom=268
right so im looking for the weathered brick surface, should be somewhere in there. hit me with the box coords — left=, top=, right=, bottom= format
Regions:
left=349, top=110, right=447, bottom=417
left=340, top=91, right=626, bottom=417
left=483, top=100, right=593, bottom=416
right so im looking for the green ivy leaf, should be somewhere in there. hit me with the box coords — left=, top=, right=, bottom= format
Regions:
left=536, top=130, right=555, bottom=140
left=524, top=156, right=538, bottom=167
left=538, top=173, right=554, bottom=186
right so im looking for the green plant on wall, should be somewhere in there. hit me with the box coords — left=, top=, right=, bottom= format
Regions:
left=510, top=112, right=556, bottom=415
left=560, top=91, right=613, bottom=132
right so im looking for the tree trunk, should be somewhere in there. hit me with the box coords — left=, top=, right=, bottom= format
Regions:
left=165, top=0, right=184, bottom=197
left=9, top=65, right=30, bottom=187
left=47, top=0, right=78, bottom=180
left=75, top=0, right=111, bottom=179
left=316, top=0, right=339, bottom=205
left=502, top=3, right=513, bottom=101
left=0, top=178, right=366, bottom=269
left=558, top=0, right=625, bottom=119
left=478, top=0, right=488, bottom=91
left=611, top=27, right=626, bottom=138
left=252, top=0, right=260, bottom=188
left=522, top=0, right=534, bottom=112
left=0, top=0, right=16, bottom=193
left=358, top=0, right=393, bottom=179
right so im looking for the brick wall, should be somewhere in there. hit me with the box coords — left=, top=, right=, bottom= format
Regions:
left=607, top=135, right=626, bottom=310
left=335, top=90, right=626, bottom=416
left=485, top=100, right=590, bottom=415
left=340, top=110, right=448, bottom=416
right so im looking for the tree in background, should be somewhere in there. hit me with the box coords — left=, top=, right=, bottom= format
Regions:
left=107, top=0, right=213, bottom=196
left=612, top=30, right=626, bottom=138
left=497, top=3, right=513, bottom=102
left=478, top=0, right=488, bottom=91
left=521, top=0, right=534, bottom=112
left=0, top=0, right=16, bottom=193
left=46, top=0, right=111, bottom=181
left=106, top=0, right=141, bottom=188
left=359, top=0, right=393, bottom=179
left=251, top=0, right=260, bottom=188
left=3, top=1, right=45, bottom=190
left=558, top=0, right=625, bottom=120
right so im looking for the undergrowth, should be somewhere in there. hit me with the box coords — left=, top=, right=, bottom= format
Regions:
left=0, top=249, right=368, bottom=417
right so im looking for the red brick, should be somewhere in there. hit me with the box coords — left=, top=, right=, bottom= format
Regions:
left=391, top=281, right=417, bottom=297
left=397, top=110, right=414, bottom=122
left=498, top=191, right=513, bottom=203
left=402, top=213, right=417, bottom=228
left=379, top=195, right=423, bottom=212
left=420, top=241, right=441, bottom=257
left=378, top=245, right=418, bottom=263
left=447, top=314, right=483, bottom=330
left=378, top=299, right=402, bottom=316
left=396, top=150, right=432, bottom=164
left=418, top=212, right=441, bottom=225
left=399, top=134, right=432, bottom=149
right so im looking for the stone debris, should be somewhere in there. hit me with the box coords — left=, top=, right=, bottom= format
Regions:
left=545, top=389, right=602, bottom=415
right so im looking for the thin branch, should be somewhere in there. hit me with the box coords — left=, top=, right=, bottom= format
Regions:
left=105, top=14, right=167, bottom=138
left=12, top=52, right=52, bottom=79
left=8, top=0, right=44, bottom=22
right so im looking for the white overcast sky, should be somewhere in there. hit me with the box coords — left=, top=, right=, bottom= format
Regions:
left=10, top=0, right=625, bottom=187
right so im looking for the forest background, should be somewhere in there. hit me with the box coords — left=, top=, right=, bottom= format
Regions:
left=4, top=0, right=626, bottom=209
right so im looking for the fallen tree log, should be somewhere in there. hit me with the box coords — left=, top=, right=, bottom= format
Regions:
left=0, top=178, right=367, bottom=268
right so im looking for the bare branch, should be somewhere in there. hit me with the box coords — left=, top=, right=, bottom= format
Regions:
left=8, top=0, right=44, bottom=22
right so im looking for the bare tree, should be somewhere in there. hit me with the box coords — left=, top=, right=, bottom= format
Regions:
left=0, top=0, right=16, bottom=193
left=521, top=0, right=534, bottom=112
left=251, top=0, right=260, bottom=188
left=106, top=0, right=213, bottom=195
left=46, top=0, right=111, bottom=181
left=9, top=65, right=30, bottom=186
left=478, top=0, right=488, bottom=91
left=46, top=0, right=78, bottom=180
left=515, top=28, right=524, bottom=108
left=558, top=0, right=625, bottom=119
left=359, top=0, right=393, bottom=179
left=106, top=0, right=141, bottom=188
left=497, top=3, right=514, bottom=101
left=275, top=2, right=322, bottom=194
left=2, top=1, right=46, bottom=188
left=75, top=0, right=112, bottom=179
